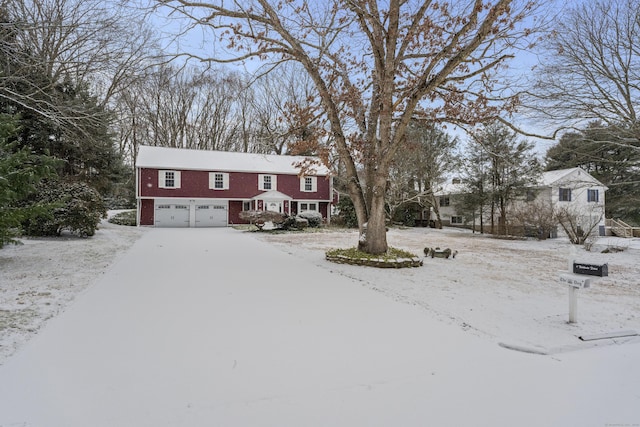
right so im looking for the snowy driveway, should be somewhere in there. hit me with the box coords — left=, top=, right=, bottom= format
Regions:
left=0, top=228, right=638, bottom=426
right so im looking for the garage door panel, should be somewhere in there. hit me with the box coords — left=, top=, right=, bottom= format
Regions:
left=195, top=204, right=227, bottom=227
left=155, top=204, right=190, bottom=227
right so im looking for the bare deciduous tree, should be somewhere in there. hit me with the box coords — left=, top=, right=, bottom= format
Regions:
left=155, top=0, right=544, bottom=254
left=555, top=204, right=604, bottom=245
left=1, top=0, right=158, bottom=128
left=527, top=0, right=640, bottom=148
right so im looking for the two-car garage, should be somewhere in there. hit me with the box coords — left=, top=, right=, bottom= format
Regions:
left=153, top=200, right=228, bottom=227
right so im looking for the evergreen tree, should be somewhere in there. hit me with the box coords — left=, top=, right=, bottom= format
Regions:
left=461, top=122, right=541, bottom=235
left=1, top=8, right=126, bottom=199
left=389, top=122, right=459, bottom=227
left=0, top=114, right=57, bottom=247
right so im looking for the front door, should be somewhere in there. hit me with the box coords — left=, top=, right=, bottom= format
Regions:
left=265, top=201, right=282, bottom=213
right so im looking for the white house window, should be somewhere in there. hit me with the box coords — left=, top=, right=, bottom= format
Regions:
left=299, top=202, right=318, bottom=212
left=209, top=172, right=229, bottom=190
left=259, top=174, right=277, bottom=190
left=300, top=176, right=317, bottom=192
left=587, top=189, right=599, bottom=202
left=159, top=170, right=181, bottom=188
left=242, top=201, right=252, bottom=211
left=451, top=216, right=463, bottom=224
left=559, top=188, right=571, bottom=202
left=440, top=196, right=450, bottom=206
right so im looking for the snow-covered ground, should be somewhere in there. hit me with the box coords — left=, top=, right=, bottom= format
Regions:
left=0, top=216, right=145, bottom=363
left=256, top=227, right=640, bottom=354
left=1, top=221, right=639, bottom=363
left=0, top=221, right=639, bottom=426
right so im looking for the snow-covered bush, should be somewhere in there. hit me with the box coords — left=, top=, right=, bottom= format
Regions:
left=108, top=210, right=137, bottom=226
left=239, top=210, right=287, bottom=230
left=22, top=181, right=107, bottom=237
left=297, top=211, right=323, bottom=227
left=295, top=217, right=309, bottom=229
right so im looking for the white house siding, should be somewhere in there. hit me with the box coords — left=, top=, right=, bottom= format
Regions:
left=433, top=168, right=608, bottom=237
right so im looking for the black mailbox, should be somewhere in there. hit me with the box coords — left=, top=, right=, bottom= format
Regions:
left=573, top=262, right=608, bottom=277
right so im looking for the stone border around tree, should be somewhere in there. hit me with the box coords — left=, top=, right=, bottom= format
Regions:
left=325, top=248, right=423, bottom=268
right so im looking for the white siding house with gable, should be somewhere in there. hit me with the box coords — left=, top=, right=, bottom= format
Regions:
left=435, top=167, right=608, bottom=237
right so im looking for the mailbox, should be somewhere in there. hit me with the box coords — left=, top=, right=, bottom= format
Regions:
left=573, top=262, right=608, bottom=277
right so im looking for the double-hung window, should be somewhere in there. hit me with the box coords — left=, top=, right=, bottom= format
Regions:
left=440, top=196, right=450, bottom=207
left=587, top=189, right=599, bottom=203
left=300, top=176, right=317, bottom=192
left=209, top=172, right=229, bottom=190
left=259, top=174, right=277, bottom=191
left=159, top=170, right=181, bottom=188
left=559, top=188, right=571, bottom=202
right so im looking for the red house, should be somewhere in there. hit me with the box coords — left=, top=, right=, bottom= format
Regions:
left=135, top=145, right=333, bottom=227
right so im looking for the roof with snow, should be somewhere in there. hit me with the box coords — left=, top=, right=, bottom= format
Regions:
left=135, top=145, right=330, bottom=176
left=539, top=167, right=607, bottom=189
left=436, top=167, right=607, bottom=195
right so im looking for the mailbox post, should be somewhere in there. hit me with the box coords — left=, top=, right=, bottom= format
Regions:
left=559, top=260, right=607, bottom=324
left=559, top=273, right=592, bottom=323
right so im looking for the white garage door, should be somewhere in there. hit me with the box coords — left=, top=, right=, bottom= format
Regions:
left=195, top=204, right=227, bottom=227
left=155, top=204, right=190, bottom=227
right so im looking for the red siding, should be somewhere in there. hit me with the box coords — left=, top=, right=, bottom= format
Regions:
left=229, top=201, right=248, bottom=224
left=138, top=168, right=331, bottom=200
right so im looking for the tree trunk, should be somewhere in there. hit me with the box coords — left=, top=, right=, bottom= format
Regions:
left=499, top=196, right=507, bottom=235
left=356, top=175, right=389, bottom=255
left=429, top=194, right=443, bottom=229
left=490, top=199, right=495, bottom=234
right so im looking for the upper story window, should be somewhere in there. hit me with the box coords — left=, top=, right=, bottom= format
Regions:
left=559, top=188, right=572, bottom=202
left=587, top=189, right=599, bottom=202
left=439, top=196, right=450, bottom=207
left=209, top=172, right=229, bottom=190
left=159, top=170, right=181, bottom=188
left=300, top=176, right=317, bottom=192
left=259, top=174, right=277, bottom=191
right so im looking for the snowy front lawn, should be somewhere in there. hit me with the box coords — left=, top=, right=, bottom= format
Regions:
left=1, top=222, right=639, bottom=365
left=256, top=227, right=640, bottom=353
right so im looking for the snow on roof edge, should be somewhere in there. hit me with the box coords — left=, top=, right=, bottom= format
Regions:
left=135, top=145, right=330, bottom=176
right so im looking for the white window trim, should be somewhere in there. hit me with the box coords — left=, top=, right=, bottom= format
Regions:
left=259, top=174, right=277, bottom=191
left=209, top=172, right=230, bottom=190
left=158, top=170, right=181, bottom=189
left=298, top=201, right=319, bottom=212
left=300, top=176, right=318, bottom=192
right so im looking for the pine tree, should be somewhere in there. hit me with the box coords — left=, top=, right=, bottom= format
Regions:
left=0, top=114, right=57, bottom=247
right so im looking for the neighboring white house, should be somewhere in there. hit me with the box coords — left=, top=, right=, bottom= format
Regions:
left=434, top=167, right=608, bottom=237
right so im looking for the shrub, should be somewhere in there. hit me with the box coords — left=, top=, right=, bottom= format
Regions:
left=22, top=180, right=107, bottom=237
left=297, top=210, right=323, bottom=227
left=108, top=210, right=137, bottom=226
left=239, top=210, right=287, bottom=230
left=295, top=217, right=309, bottom=229
left=335, top=196, right=358, bottom=228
